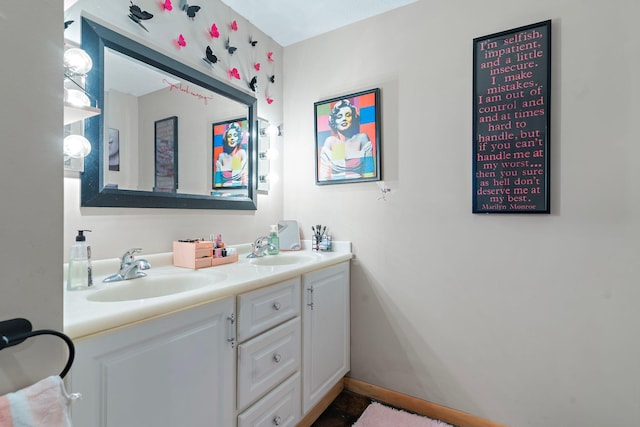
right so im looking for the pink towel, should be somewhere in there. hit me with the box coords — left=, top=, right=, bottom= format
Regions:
left=0, top=376, right=78, bottom=427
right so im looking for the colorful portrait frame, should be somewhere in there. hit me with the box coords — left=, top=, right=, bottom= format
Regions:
left=153, top=116, right=178, bottom=193
left=212, top=118, right=249, bottom=189
left=314, top=88, right=381, bottom=185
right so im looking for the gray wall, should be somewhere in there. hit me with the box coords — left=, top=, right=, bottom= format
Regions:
left=0, top=0, right=65, bottom=394
left=282, top=1, right=640, bottom=426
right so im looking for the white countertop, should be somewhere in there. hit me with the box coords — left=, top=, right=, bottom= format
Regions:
left=64, top=241, right=352, bottom=340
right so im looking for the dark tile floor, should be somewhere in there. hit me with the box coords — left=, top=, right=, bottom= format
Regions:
left=312, top=390, right=373, bottom=426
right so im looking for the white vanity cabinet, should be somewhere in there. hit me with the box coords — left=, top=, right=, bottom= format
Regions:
left=66, top=256, right=351, bottom=427
left=302, top=261, right=350, bottom=414
left=70, top=297, right=235, bottom=427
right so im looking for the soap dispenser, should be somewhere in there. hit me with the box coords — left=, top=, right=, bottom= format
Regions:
left=67, top=229, right=93, bottom=291
left=267, top=224, right=279, bottom=255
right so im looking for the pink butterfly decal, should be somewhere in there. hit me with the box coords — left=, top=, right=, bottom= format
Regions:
left=177, top=34, right=186, bottom=47
left=230, top=20, right=238, bottom=31
left=229, top=68, right=240, bottom=80
left=266, top=95, right=274, bottom=104
left=161, top=0, right=172, bottom=11
left=209, top=23, right=220, bottom=38
left=254, top=62, right=261, bottom=71
left=267, top=51, right=274, bottom=62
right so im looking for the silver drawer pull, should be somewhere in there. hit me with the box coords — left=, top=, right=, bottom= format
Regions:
left=273, top=353, right=282, bottom=363
left=272, top=302, right=281, bottom=311
left=273, top=415, right=281, bottom=425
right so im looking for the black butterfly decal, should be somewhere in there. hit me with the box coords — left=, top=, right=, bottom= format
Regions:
left=249, top=37, right=258, bottom=47
left=225, top=38, right=237, bottom=55
left=180, top=0, right=200, bottom=19
left=249, top=76, right=258, bottom=92
left=203, top=46, right=218, bottom=65
left=128, top=1, right=153, bottom=32
left=64, top=20, right=74, bottom=30
left=268, top=75, right=275, bottom=84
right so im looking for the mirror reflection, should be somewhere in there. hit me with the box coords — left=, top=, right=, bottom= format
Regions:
left=103, top=48, right=249, bottom=197
left=81, top=17, right=257, bottom=209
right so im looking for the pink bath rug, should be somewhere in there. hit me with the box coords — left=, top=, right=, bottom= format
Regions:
left=353, top=402, right=454, bottom=427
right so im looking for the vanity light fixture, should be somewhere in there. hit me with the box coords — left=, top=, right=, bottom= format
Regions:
left=64, top=88, right=91, bottom=108
left=63, top=134, right=92, bottom=159
left=64, top=48, right=93, bottom=76
left=259, top=123, right=282, bottom=138
left=63, top=46, right=99, bottom=163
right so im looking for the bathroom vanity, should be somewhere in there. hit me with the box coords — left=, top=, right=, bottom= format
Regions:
left=65, top=243, right=351, bottom=427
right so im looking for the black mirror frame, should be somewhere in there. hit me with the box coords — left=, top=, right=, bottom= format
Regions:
left=80, top=17, right=258, bottom=210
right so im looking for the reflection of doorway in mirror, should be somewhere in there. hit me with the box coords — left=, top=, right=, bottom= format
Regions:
left=108, top=128, right=120, bottom=171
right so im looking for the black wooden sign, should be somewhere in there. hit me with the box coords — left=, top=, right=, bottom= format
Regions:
left=472, top=20, right=551, bottom=213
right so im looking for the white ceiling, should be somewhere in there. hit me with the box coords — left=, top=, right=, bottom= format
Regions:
left=219, top=0, right=418, bottom=46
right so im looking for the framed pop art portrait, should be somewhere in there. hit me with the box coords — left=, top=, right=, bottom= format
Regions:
left=314, top=88, right=381, bottom=185
left=212, top=118, right=249, bottom=189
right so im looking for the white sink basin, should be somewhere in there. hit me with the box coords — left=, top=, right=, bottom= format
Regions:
left=248, top=253, right=316, bottom=266
left=87, top=272, right=226, bottom=302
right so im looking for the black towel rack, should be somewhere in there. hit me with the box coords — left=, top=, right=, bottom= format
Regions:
left=0, top=318, right=75, bottom=379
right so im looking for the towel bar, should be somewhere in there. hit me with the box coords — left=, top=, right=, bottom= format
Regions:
left=0, top=318, right=75, bottom=379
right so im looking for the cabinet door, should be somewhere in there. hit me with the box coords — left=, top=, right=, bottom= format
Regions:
left=70, top=297, right=235, bottom=427
left=302, top=262, right=350, bottom=413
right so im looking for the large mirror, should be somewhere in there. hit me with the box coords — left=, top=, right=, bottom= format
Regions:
left=81, top=17, right=257, bottom=209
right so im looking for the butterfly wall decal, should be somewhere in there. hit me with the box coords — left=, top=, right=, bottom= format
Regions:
left=249, top=36, right=258, bottom=47
left=267, top=51, right=274, bottom=62
left=230, top=20, right=238, bottom=31
left=209, top=23, right=220, bottom=38
left=249, top=76, right=258, bottom=92
left=179, top=0, right=200, bottom=19
left=229, top=68, right=240, bottom=80
left=64, top=20, right=74, bottom=30
left=177, top=34, right=186, bottom=47
left=225, top=38, right=237, bottom=55
left=161, top=0, right=172, bottom=11
left=128, top=1, right=154, bottom=32
left=268, top=75, right=275, bottom=84
left=266, top=95, right=274, bottom=104
left=203, top=46, right=218, bottom=65
left=254, top=62, right=261, bottom=71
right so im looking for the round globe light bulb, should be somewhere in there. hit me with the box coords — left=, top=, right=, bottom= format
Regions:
left=65, top=89, right=90, bottom=107
left=64, top=135, right=92, bottom=158
left=64, top=48, right=93, bottom=75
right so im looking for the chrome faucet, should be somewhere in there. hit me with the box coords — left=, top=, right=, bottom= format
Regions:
left=246, top=237, right=277, bottom=258
left=103, top=248, right=151, bottom=282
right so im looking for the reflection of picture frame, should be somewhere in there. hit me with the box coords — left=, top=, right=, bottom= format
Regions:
left=154, top=116, right=178, bottom=192
left=212, top=118, right=249, bottom=189
left=314, top=88, right=381, bottom=185
left=108, top=128, right=120, bottom=171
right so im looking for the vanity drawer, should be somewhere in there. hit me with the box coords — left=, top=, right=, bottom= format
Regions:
left=237, top=277, right=300, bottom=342
left=237, top=317, right=301, bottom=411
left=238, top=372, right=300, bottom=427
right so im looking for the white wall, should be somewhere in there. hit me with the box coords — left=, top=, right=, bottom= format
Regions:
left=282, top=1, right=640, bottom=426
left=0, top=1, right=65, bottom=394
left=64, top=0, right=285, bottom=260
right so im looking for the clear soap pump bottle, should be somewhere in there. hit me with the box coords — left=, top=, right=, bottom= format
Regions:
left=267, top=224, right=279, bottom=255
left=67, top=229, right=93, bottom=291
